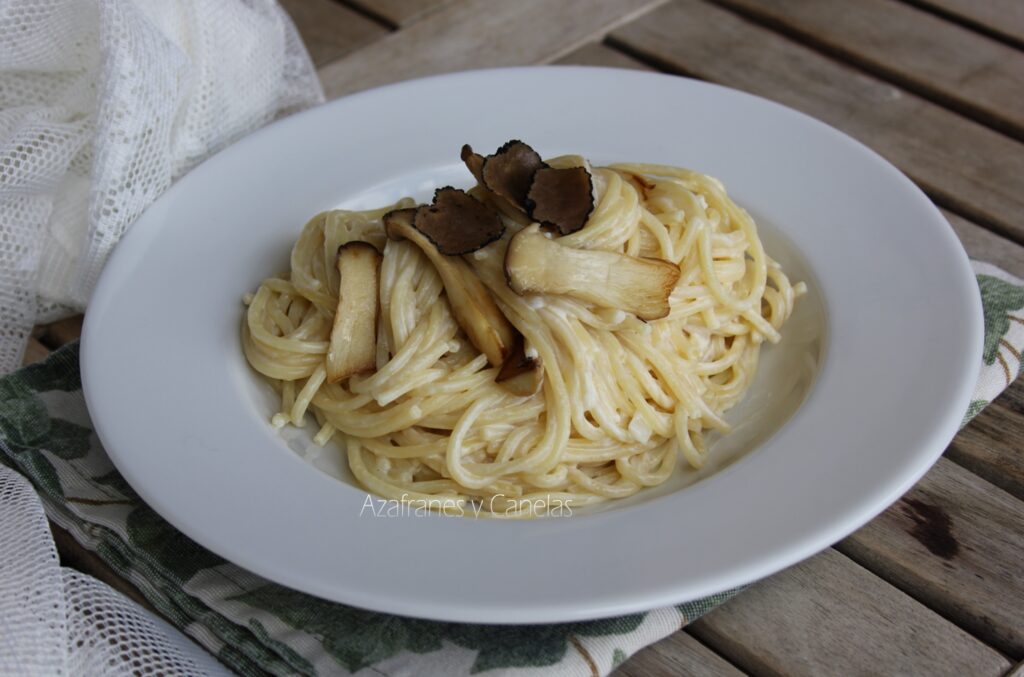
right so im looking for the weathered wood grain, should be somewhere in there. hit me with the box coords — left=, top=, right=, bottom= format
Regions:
left=610, top=0, right=1024, bottom=244
left=908, top=0, right=1024, bottom=48
left=279, top=0, right=388, bottom=66
left=345, top=0, right=453, bottom=27
left=689, top=548, right=1011, bottom=676
left=838, top=458, right=1024, bottom=658
left=615, top=630, right=746, bottom=676
left=316, top=0, right=667, bottom=99
left=37, top=314, right=83, bottom=350
left=713, top=0, right=1024, bottom=139
left=22, top=337, right=50, bottom=366
left=950, top=380, right=1024, bottom=501
left=944, top=209, right=1024, bottom=279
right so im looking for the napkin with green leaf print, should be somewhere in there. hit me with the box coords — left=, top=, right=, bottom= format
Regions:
left=1, top=261, right=1020, bottom=677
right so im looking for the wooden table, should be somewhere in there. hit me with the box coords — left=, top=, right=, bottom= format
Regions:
left=28, top=1, right=1024, bottom=674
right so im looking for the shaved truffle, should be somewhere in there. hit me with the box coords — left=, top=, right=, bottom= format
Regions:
left=526, top=166, right=594, bottom=235
left=481, top=140, right=545, bottom=207
left=461, top=144, right=531, bottom=224
left=412, top=187, right=504, bottom=255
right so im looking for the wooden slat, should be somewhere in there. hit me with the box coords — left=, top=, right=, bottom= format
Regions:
left=689, top=548, right=1011, bottom=676
left=944, top=209, right=1024, bottom=279
left=714, top=0, right=1024, bottom=140
left=615, top=631, right=746, bottom=676
left=345, top=0, right=453, bottom=27
left=554, top=41, right=649, bottom=70
left=908, top=0, right=1024, bottom=49
left=316, top=0, right=668, bottom=99
left=951, top=381, right=1024, bottom=500
left=610, top=0, right=1024, bottom=244
left=22, top=337, right=50, bottom=366
left=37, top=314, right=83, bottom=350
left=838, top=458, right=1024, bottom=657
left=1007, top=658, right=1024, bottom=677
left=279, top=0, right=388, bottom=67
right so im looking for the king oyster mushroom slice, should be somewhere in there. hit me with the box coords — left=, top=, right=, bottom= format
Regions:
left=327, top=241, right=382, bottom=383
left=505, top=224, right=681, bottom=321
left=383, top=203, right=516, bottom=367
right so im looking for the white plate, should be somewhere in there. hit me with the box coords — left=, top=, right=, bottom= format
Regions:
left=82, top=67, right=982, bottom=624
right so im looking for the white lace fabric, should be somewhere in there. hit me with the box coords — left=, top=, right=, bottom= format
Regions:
left=0, top=0, right=324, bottom=372
left=1, top=0, right=323, bottom=672
left=0, top=466, right=231, bottom=676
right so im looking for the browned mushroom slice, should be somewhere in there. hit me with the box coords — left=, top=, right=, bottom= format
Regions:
left=414, top=187, right=504, bottom=255
left=482, top=140, right=545, bottom=207
left=326, top=241, right=381, bottom=383
left=496, top=337, right=543, bottom=397
left=461, top=144, right=532, bottom=225
left=504, top=224, right=680, bottom=321
left=526, top=166, right=595, bottom=235
left=383, top=208, right=516, bottom=367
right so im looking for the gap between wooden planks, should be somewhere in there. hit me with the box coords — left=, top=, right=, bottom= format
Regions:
left=905, top=0, right=1024, bottom=50
left=342, top=0, right=457, bottom=27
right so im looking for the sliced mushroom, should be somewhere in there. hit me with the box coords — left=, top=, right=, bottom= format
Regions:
left=326, top=241, right=381, bottom=383
left=461, top=144, right=532, bottom=225
left=413, top=187, right=504, bottom=254
left=496, top=337, right=543, bottom=396
left=383, top=208, right=516, bottom=367
left=526, top=165, right=594, bottom=235
left=504, top=224, right=681, bottom=321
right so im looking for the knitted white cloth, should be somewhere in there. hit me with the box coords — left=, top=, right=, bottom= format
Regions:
left=0, top=0, right=324, bottom=372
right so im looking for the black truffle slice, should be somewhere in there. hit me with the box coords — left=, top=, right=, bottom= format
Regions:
left=526, top=166, right=595, bottom=235
left=481, top=140, right=545, bottom=208
left=413, top=187, right=505, bottom=255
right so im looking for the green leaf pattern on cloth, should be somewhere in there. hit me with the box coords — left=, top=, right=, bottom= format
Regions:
left=126, top=505, right=228, bottom=582
left=978, top=274, right=1024, bottom=367
left=0, top=262, right=1020, bottom=675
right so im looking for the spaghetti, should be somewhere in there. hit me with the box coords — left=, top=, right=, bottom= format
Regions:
left=242, top=153, right=805, bottom=517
